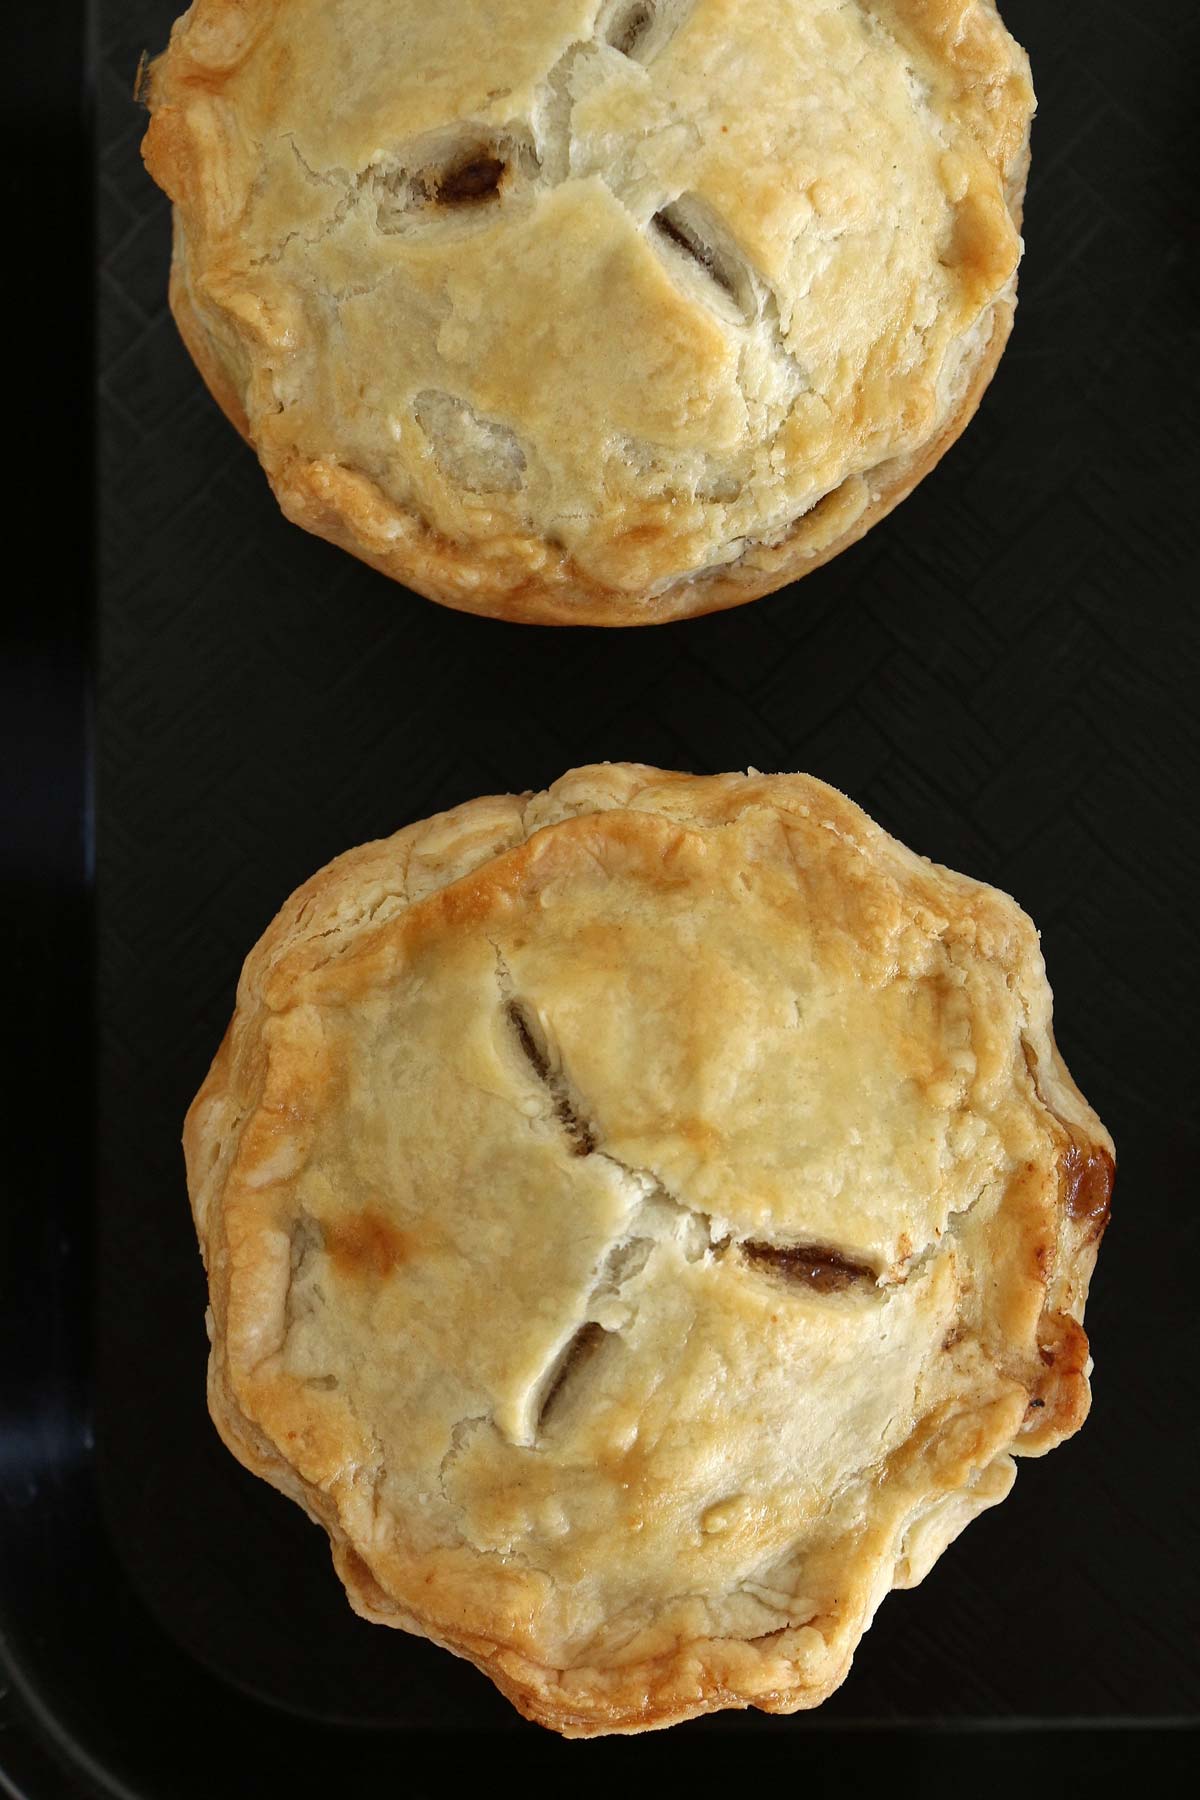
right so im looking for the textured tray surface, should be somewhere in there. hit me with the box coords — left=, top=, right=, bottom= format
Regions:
left=95, top=0, right=1199, bottom=1729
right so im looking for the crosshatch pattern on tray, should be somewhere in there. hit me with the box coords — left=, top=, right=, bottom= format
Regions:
left=96, top=0, right=1198, bottom=1727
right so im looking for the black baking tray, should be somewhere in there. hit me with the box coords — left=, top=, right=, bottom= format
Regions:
left=3, top=1, right=1199, bottom=1791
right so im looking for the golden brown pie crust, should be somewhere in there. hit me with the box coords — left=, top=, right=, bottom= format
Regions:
left=185, top=765, right=1112, bottom=1734
left=144, top=1, right=1035, bottom=624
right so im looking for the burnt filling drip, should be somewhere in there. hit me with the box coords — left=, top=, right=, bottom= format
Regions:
left=1021, top=1039, right=1114, bottom=1241
left=1061, top=1140, right=1115, bottom=1235
left=506, top=1000, right=596, bottom=1156
left=741, top=1240, right=877, bottom=1294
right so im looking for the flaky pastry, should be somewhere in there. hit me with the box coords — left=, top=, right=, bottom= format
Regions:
left=144, top=1, right=1034, bottom=624
left=185, top=765, right=1111, bottom=1734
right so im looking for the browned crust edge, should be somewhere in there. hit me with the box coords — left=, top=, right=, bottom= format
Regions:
left=182, top=769, right=1111, bottom=1736
left=154, top=57, right=1032, bottom=630
left=169, top=271, right=1016, bottom=628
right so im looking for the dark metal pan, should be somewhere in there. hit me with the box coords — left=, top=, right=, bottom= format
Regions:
left=3, top=2, right=1198, bottom=1790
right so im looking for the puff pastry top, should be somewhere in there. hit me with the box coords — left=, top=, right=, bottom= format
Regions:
left=185, top=765, right=1112, bottom=1735
left=144, top=1, right=1034, bottom=623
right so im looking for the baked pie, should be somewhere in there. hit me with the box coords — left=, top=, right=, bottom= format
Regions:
left=184, top=764, right=1112, bottom=1734
left=143, top=1, right=1035, bottom=624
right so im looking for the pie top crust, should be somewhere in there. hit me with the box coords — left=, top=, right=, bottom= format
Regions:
left=144, top=1, right=1034, bottom=622
left=185, top=765, right=1112, bottom=1734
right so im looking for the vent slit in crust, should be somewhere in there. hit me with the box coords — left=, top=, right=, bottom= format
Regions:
left=364, top=129, right=539, bottom=232
left=606, top=2, right=655, bottom=57
left=740, top=1239, right=878, bottom=1294
left=600, top=0, right=693, bottom=62
left=650, top=197, right=756, bottom=323
left=534, top=1321, right=611, bottom=1437
left=436, top=153, right=505, bottom=204
left=506, top=999, right=597, bottom=1155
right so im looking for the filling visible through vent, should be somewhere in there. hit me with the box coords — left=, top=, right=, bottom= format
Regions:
left=506, top=1000, right=597, bottom=1156
left=741, top=1240, right=877, bottom=1294
left=535, top=1322, right=611, bottom=1435
left=650, top=198, right=756, bottom=323
left=608, top=2, right=655, bottom=56
left=600, top=0, right=693, bottom=62
left=367, top=130, right=538, bottom=231
left=435, top=154, right=505, bottom=205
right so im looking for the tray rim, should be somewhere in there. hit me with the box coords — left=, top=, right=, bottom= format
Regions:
left=3, top=3, right=1199, bottom=1789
